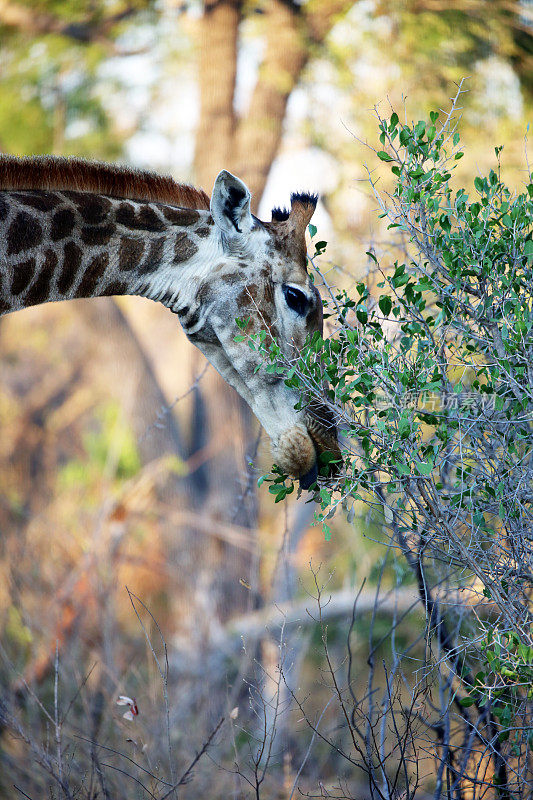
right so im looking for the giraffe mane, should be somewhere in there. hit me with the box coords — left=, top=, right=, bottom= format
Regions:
left=0, top=154, right=211, bottom=210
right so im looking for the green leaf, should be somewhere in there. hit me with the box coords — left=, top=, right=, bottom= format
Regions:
left=377, top=150, right=394, bottom=162
left=415, top=120, right=426, bottom=138
left=524, top=239, right=533, bottom=264
left=308, top=223, right=317, bottom=238
left=356, top=305, right=368, bottom=324
left=399, top=127, right=410, bottom=146
left=415, top=460, right=434, bottom=476
left=320, top=487, right=331, bottom=505
left=398, top=415, right=411, bottom=436
left=378, top=295, right=392, bottom=315
left=319, top=450, right=342, bottom=464
left=396, top=464, right=411, bottom=476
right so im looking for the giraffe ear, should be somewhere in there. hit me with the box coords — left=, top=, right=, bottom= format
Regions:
left=211, top=170, right=253, bottom=238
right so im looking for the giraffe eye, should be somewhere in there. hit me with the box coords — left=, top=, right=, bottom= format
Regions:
left=283, top=285, right=309, bottom=316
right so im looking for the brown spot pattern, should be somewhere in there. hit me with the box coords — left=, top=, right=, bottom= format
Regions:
left=162, top=206, right=200, bottom=226
left=16, top=192, right=60, bottom=212
left=240, top=282, right=261, bottom=304
left=75, top=252, right=109, bottom=298
left=11, top=257, right=36, bottom=295
left=221, top=271, right=246, bottom=284
left=116, top=202, right=165, bottom=232
left=7, top=211, right=43, bottom=255
left=25, top=249, right=57, bottom=306
left=100, top=280, right=129, bottom=296
left=79, top=194, right=111, bottom=224
left=119, top=237, right=144, bottom=271
left=274, top=226, right=307, bottom=270
left=51, top=208, right=76, bottom=241
left=195, top=284, right=211, bottom=305
left=58, top=241, right=82, bottom=295
left=263, top=277, right=275, bottom=305
left=80, top=224, right=115, bottom=247
left=139, top=237, right=165, bottom=274
left=195, top=226, right=210, bottom=238
left=63, top=191, right=111, bottom=224
left=236, top=283, right=274, bottom=318
left=174, top=232, right=198, bottom=263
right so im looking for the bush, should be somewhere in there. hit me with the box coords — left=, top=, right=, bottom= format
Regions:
left=255, top=85, right=533, bottom=798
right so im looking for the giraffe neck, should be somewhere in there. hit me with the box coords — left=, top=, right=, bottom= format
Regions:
left=0, top=189, right=218, bottom=316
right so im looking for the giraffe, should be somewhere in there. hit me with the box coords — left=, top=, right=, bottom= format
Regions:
left=0, top=155, right=338, bottom=488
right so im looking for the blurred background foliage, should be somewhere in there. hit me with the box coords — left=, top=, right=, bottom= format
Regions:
left=0, top=1, right=532, bottom=797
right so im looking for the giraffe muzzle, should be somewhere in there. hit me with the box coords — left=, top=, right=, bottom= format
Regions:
left=275, top=403, right=340, bottom=490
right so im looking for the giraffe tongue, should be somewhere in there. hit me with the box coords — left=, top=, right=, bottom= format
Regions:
left=299, top=462, right=318, bottom=491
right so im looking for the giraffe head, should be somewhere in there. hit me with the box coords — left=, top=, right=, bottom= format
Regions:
left=179, top=170, right=338, bottom=489
left=0, top=156, right=337, bottom=487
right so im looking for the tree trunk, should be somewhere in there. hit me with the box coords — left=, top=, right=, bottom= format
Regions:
left=232, top=0, right=307, bottom=206
left=193, top=0, right=241, bottom=193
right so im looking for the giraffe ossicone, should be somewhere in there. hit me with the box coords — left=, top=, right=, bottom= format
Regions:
left=0, top=155, right=338, bottom=488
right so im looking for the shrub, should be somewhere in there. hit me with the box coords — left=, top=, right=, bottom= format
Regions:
left=253, top=85, right=533, bottom=798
